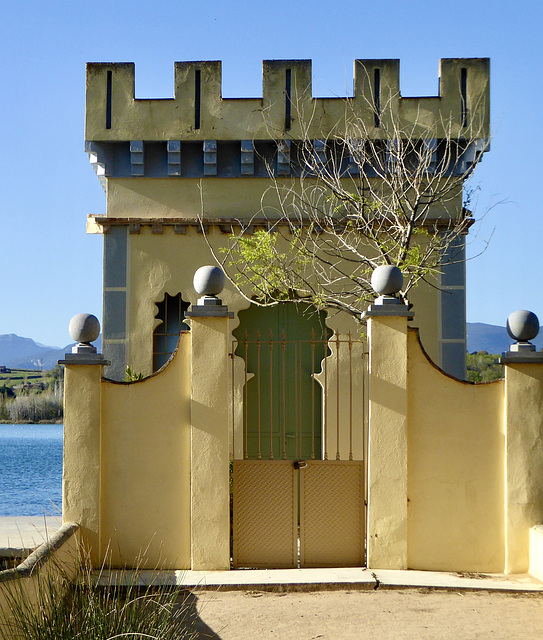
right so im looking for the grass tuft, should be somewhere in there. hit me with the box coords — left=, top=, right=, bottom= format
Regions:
left=0, top=555, right=198, bottom=640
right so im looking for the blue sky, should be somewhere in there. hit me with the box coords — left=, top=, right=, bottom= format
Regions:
left=0, top=0, right=540, bottom=347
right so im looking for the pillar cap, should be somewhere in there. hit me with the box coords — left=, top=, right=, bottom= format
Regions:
left=59, top=313, right=109, bottom=364
left=194, top=266, right=226, bottom=296
left=362, top=303, right=414, bottom=320
left=362, top=266, right=413, bottom=319
left=371, top=265, right=403, bottom=296
left=58, top=353, right=110, bottom=366
left=188, top=266, right=233, bottom=316
left=501, top=310, right=542, bottom=362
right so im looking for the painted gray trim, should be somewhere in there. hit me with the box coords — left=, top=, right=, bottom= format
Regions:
left=441, top=288, right=466, bottom=340
left=441, top=237, right=466, bottom=287
left=439, top=236, right=467, bottom=378
left=103, top=226, right=129, bottom=380
left=103, top=291, right=127, bottom=340
left=241, top=140, right=255, bottom=175
left=441, top=342, right=467, bottom=380
left=130, top=140, right=144, bottom=176
left=102, top=340, right=128, bottom=380
left=276, top=139, right=291, bottom=175
left=167, top=140, right=182, bottom=176
left=203, top=140, right=217, bottom=176
left=104, top=227, right=127, bottom=288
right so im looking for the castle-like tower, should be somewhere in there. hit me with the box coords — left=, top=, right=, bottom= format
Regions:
left=85, top=58, right=490, bottom=379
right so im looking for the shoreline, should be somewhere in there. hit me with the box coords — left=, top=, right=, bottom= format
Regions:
left=0, top=420, right=63, bottom=425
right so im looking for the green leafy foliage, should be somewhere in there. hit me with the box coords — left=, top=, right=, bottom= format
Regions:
left=224, top=229, right=316, bottom=304
left=124, top=365, right=144, bottom=382
left=466, top=351, right=503, bottom=382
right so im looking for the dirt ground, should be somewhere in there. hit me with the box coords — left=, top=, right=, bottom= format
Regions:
left=186, top=588, right=543, bottom=640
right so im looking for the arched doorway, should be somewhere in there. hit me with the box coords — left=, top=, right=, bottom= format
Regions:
left=233, top=302, right=329, bottom=461
left=231, top=302, right=366, bottom=569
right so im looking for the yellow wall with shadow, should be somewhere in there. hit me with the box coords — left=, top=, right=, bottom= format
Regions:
left=407, top=328, right=505, bottom=572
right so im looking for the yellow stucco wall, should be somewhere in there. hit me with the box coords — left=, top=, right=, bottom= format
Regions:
left=62, top=306, right=543, bottom=574
left=125, top=226, right=440, bottom=376
left=106, top=177, right=289, bottom=219
left=189, top=315, right=231, bottom=570
left=504, top=363, right=543, bottom=573
left=367, top=315, right=409, bottom=569
left=407, top=329, right=505, bottom=572
left=105, top=177, right=460, bottom=223
left=99, top=335, right=191, bottom=569
left=63, top=365, right=102, bottom=565
left=127, top=226, right=250, bottom=376
left=529, top=526, right=543, bottom=581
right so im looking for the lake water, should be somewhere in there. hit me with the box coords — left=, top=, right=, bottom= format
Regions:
left=0, top=424, right=63, bottom=516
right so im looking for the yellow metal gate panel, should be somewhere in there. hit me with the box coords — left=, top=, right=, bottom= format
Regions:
left=300, top=461, right=365, bottom=568
left=233, top=460, right=297, bottom=568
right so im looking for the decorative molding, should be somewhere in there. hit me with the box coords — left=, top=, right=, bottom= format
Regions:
left=241, top=140, right=255, bottom=176
left=130, top=141, right=144, bottom=176
left=313, top=139, right=326, bottom=168
left=203, top=140, right=217, bottom=176
left=277, top=140, right=290, bottom=176
left=167, top=140, right=181, bottom=176
left=423, top=138, right=438, bottom=173
left=87, top=214, right=469, bottom=234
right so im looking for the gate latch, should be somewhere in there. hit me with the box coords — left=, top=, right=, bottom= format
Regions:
left=294, top=460, right=308, bottom=470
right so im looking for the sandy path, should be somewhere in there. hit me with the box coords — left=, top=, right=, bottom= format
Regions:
left=191, top=588, right=543, bottom=640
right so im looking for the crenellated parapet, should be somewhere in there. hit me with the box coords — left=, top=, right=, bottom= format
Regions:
left=85, top=58, right=490, bottom=143
left=85, top=58, right=490, bottom=184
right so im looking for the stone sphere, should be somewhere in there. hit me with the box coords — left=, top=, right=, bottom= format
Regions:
left=193, top=266, right=226, bottom=296
left=371, top=265, right=404, bottom=295
left=506, top=310, right=540, bottom=342
left=69, top=313, right=100, bottom=344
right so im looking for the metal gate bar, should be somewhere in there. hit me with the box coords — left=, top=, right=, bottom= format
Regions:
left=231, top=333, right=366, bottom=462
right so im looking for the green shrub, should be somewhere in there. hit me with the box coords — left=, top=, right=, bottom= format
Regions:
left=466, top=351, right=503, bottom=383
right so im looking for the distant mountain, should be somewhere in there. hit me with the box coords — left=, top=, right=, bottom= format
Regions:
left=0, top=334, right=102, bottom=370
left=467, top=322, right=543, bottom=355
left=2, top=324, right=541, bottom=368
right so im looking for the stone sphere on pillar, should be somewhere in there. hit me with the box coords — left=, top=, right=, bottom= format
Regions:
left=193, top=266, right=226, bottom=296
left=506, top=310, right=540, bottom=342
left=69, top=313, right=101, bottom=344
left=371, top=265, right=404, bottom=296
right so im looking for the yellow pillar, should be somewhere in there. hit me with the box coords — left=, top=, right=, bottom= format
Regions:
left=61, top=353, right=107, bottom=567
left=187, top=306, right=232, bottom=570
left=503, top=359, right=543, bottom=573
left=364, top=300, right=412, bottom=569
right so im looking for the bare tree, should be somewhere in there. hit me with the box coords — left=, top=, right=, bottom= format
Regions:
left=211, top=82, right=489, bottom=320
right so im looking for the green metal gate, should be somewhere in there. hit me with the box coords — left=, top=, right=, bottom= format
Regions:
left=231, top=303, right=368, bottom=568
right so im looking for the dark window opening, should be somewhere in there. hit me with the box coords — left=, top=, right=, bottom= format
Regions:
left=194, top=70, right=201, bottom=130
left=461, top=68, right=468, bottom=127
left=153, top=293, right=190, bottom=371
left=373, top=69, right=381, bottom=128
left=106, top=70, right=112, bottom=130
left=285, top=69, right=292, bottom=131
